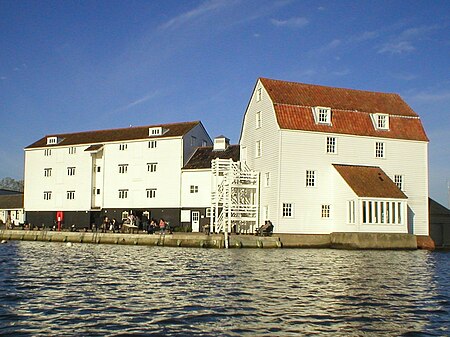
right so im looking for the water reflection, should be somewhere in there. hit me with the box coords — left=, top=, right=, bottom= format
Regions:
left=0, top=242, right=448, bottom=336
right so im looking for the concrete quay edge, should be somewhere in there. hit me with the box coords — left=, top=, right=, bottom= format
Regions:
left=0, top=230, right=431, bottom=250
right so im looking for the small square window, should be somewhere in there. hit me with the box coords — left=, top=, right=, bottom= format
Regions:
left=146, top=188, right=156, bottom=198
left=321, top=205, right=330, bottom=218
left=119, top=189, right=128, bottom=199
left=147, top=163, right=157, bottom=172
left=44, top=149, right=52, bottom=156
left=119, top=144, right=128, bottom=151
left=148, top=140, right=157, bottom=148
left=44, top=168, right=52, bottom=177
left=190, top=185, right=199, bottom=193
left=44, top=191, right=52, bottom=200
left=119, top=164, right=128, bottom=174
left=67, top=167, right=76, bottom=176
left=69, top=147, right=76, bottom=154
left=67, top=191, right=75, bottom=200
left=314, top=107, right=331, bottom=124
left=374, top=114, right=389, bottom=130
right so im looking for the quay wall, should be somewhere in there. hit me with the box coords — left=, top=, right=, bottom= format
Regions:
left=0, top=230, right=428, bottom=249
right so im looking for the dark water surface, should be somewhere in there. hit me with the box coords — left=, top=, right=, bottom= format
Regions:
left=0, top=241, right=449, bottom=336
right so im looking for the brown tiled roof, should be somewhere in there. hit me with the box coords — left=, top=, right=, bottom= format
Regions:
left=84, top=144, right=104, bottom=151
left=183, top=145, right=240, bottom=169
left=333, top=164, right=407, bottom=199
left=260, top=78, right=428, bottom=141
left=26, top=121, right=201, bottom=149
left=0, top=194, right=24, bottom=209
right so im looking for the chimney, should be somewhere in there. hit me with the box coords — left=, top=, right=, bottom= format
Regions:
left=213, top=135, right=229, bottom=151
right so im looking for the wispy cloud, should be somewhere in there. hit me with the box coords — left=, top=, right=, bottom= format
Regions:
left=270, top=17, right=309, bottom=28
left=410, top=90, right=450, bottom=103
left=377, top=24, right=439, bottom=54
left=158, top=0, right=232, bottom=31
left=0, top=76, right=6, bottom=80
left=115, top=91, right=160, bottom=113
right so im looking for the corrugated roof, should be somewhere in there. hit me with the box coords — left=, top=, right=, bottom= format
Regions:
left=260, top=78, right=428, bottom=142
left=333, top=164, right=407, bottom=199
left=26, top=121, right=201, bottom=149
left=183, top=145, right=240, bottom=169
left=0, top=194, right=24, bottom=209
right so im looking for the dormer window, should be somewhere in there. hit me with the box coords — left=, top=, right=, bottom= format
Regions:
left=46, top=137, right=58, bottom=145
left=313, top=107, right=332, bottom=125
left=373, top=113, right=389, bottom=130
left=149, top=127, right=165, bottom=137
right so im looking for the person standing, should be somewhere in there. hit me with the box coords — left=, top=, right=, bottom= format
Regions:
left=159, top=218, right=166, bottom=234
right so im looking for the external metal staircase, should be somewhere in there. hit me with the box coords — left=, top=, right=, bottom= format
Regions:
left=210, top=159, right=259, bottom=248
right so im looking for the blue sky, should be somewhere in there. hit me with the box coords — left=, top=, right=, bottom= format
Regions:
left=1, top=0, right=449, bottom=206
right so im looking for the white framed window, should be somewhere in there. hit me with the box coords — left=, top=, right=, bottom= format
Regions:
left=119, top=143, right=127, bottom=151
left=46, top=137, right=58, bottom=145
left=362, top=200, right=404, bottom=225
left=256, top=111, right=262, bottom=129
left=326, top=136, right=336, bottom=154
left=348, top=200, right=356, bottom=224
left=374, top=114, right=389, bottom=130
left=146, top=188, right=156, bottom=198
left=306, top=170, right=316, bottom=187
left=44, top=168, right=52, bottom=177
left=375, top=142, right=385, bottom=158
left=282, top=203, right=293, bottom=218
left=394, top=175, right=403, bottom=191
left=44, top=149, right=52, bottom=156
left=148, top=140, right=157, bottom=149
left=68, top=147, right=76, bottom=154
left=119, top=164, right=128, bottom=174
left=206, top=208, right=211, bottom=218
left=67, top=167, right=76, bottom=176
left=255, top=140, right=262, bottom=158
left=313, top=107, right=332, bottom=125
left=256, top=88, right=262, bottom=102
left=43, top=191, right=52, bottom=200
left=264, top=172, right=270, bottom=187
left=321, top=205, right=331, bottom=218
left=191, top=136, right=197, bottom=146
left=147, top=162, right=157, bottom=172
left=190, top=185, right=199, bottom=193
left=149, top=127, right=163, bottom=136
left=118, top=189, right=128, bottom=199
left=66, top=191, right=75, bottom=200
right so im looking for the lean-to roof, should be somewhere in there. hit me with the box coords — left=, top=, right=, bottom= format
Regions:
left=26, top=121, right=201, bottom=149
left=183, top=145, right=240, bottom=169
left=0, top=194, right=24, bottom=209
left=259, top=78, right=428, bottom=141
left=333, top=164, right=407, bottom=199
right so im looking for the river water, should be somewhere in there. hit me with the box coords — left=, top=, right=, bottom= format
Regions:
left=0, top=241, right=449, bottom=336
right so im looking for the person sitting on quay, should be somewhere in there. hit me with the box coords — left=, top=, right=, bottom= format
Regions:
left=159, top=218, right=166, bottom=234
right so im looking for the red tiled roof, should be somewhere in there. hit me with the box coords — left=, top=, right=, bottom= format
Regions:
left=183, top=145, right=240, bottom=169
left=260, top=78, right=428, bottom=141
left=333, top=164, right=407, bottom=199
left=26, top=121, right=201, bottom=149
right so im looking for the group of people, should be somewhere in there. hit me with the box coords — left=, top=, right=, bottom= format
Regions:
left=98, top=215, right=170, bottom=234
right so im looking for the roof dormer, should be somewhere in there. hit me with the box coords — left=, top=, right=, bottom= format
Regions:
left=148, top=127, right=165, bottom=137
left=46, top=136, right=63, bottom=145
left=312, top=107, right=332, bottom=125
left=371, top=113, right=390, bottom=131
left=213, top=135, right=229, bottom=151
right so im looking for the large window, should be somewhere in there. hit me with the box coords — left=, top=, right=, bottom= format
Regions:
left=326, top=137, right=336, bottom=154
left=375, top=142, right=385, bottom=158
left=282, top=203, right=293, bottom=217
left=362, top=200, right=404, bottom=225
left=306, top=170, right=316, bottom=187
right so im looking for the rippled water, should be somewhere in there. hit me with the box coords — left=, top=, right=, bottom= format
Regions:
left=0, top=242, right=449, bottom=336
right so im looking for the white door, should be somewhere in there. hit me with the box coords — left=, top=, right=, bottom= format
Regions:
left=192, top=211, right=200, bottom=232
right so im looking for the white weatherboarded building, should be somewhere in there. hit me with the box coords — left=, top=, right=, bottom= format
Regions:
left=240, top=78, right=429, bottom=235
left=24, top=121, right=212, bottom=228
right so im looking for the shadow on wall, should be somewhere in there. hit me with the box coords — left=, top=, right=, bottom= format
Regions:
left=407, top=206, right=415, bottom=234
